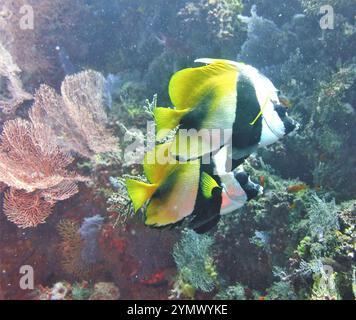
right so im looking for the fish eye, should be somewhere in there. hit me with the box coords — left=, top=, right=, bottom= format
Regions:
left=274, top=104, right=287, bottom=118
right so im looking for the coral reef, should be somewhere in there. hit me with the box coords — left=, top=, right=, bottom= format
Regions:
left=89, top=282, right=120, bottom=300
left=0, top=42, right=32, bottom=114
left=172, top=229, right=217, bottom=298
left=33, top=281, right=119, bottom=300
left=30, top=70, right=120, bottom=159
left=215, top=283, right=247, bottom=300
left=0, top=0, right=354, bottom=301
left=0, top=119, right=79, bottom=193
left=215, top=155, right=355, bottom=299
left=57, top=217, right=106, bottom=280
left=307, top=194, right=339, bottom=240
left=79, top=215, right=104, bottom=264
left=265, top=281, right=297, bottom=300
left=0, top=64, right=118, bottom=230
left=241, top=0, right=356, bottom=201
left=0, top=0, right=91, bottom=86
left=102, top=0, right=355, bottom=300
left=57, top=219, right=89, bottom=279
left=3, top=189, right=54, bottom=229
left=0, top=69, right=123, bottom=231
left=178, top=0, right=242, bottom=40
left=300, top=0, right=356, bottom=15
left=71, top=282, right=93, bottom=300
left=0, top=119, right=84, bottom=228
left=238, top=5, right=288, bottom=67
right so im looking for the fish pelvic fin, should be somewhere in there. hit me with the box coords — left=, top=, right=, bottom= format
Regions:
left=154, top=107, right=188, bottom=141
left=125, top=179, right=158, bottom=213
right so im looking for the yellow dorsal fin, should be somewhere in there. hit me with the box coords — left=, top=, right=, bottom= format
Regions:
left=169, top=60, right=238, bottom=111
left=201, top=172, right=221, bottom=199
left=195, top=58, right=243, bottom=68
left=125, top=179, right=158, bottom=212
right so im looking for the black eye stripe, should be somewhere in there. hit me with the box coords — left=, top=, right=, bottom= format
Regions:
left=234, top=171, right=248, bottom=186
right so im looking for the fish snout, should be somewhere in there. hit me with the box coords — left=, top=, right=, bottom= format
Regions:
left=244, top=178, right=264, bottom=201
left=244, top=180, right=263, bottom=200
left=234, top=171, right=263, bottom=200
left=284, top=115, right=300, bottom=136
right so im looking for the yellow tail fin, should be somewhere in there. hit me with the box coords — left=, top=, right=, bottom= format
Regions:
left=154, top=107, right=188, bottom=141
left=125, top=179, right=158, bottom=213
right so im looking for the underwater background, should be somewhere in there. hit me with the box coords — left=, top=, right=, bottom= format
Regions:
left=0, top=0, right=355, bottom=300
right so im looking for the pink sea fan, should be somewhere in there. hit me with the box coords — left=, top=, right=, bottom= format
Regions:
left=0, top=182, right=7, bottom=193
left=0, top=118, right=85, bottom=228
left=30, top=70, right=120, bottom=158
left=4, top=189, right=54, bottom=229
left=0, top=118, right=79, bottom=192
left=40, top=181, right=79, bottom=203
left=0, top=70, right=116, bottom=228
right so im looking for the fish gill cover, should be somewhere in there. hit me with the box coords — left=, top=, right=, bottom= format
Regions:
left=0, top=0, right=354, bottom=301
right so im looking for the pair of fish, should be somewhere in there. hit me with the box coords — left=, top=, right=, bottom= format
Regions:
left=126, top=59, right=299, bottom=232
left=126, top=142, right=262, bottom=233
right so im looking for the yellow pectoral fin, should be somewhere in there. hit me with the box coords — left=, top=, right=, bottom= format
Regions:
left=154, top=107, right=188, bottom=141
left=201, top=172, right=221, bottom=199
left=125, top=179, right=158, bottom=213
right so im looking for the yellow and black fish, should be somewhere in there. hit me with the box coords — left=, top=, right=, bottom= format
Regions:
left=125, top=144, right=262, bottom=232
left=154, top=58, right=299, bottom=164
left=126, top=143, right=201, bottom=226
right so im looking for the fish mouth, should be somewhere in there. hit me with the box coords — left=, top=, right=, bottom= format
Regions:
left=244, top=180, right=263, bottom=201
left=284, top=118, right=300, bottom=136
